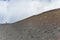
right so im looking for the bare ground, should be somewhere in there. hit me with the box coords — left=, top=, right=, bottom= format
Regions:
left=0, top=8, right=60, bottom=40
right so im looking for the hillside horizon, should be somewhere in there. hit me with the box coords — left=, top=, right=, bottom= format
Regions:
left=0, top=8, right=60, bottom=40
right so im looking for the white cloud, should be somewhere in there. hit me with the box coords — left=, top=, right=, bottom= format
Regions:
left=0, top=0, right=60, bottom=23
left=0, top=1, right=8, bottom=23
left=8, top=0, right=50, bottom=23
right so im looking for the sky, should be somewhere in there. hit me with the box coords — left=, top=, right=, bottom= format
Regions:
left=0, top=0, right=60, bottom=24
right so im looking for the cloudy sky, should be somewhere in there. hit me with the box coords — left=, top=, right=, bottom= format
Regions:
left=0, top=0, right=60, bottom=24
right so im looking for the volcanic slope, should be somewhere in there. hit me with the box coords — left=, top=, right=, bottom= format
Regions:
left=0, top=8, right=60, bottom=40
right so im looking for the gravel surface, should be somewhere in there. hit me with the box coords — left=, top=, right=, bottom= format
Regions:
left=0, top=8, right=60, bottom=40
